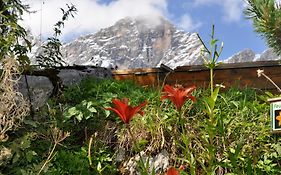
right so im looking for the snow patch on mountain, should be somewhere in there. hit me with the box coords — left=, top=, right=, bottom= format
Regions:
left=30, top=16, right=280, bottom=70
left=60, top=16, right=204, bottom=69
left=224, top=48, right=280, bottom=63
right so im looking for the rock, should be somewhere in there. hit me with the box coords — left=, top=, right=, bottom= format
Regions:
left=58, top=67, right=112, bottom=87
left=115, top=148, right=127, bottom=163
left=123, top=150, right=169, bottom=175
left=18, top=67, right=112, bottom=110
left=18, top=75, right=53, bottom=110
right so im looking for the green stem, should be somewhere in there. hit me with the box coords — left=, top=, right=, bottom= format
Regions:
left=210, top=68, right=214, bottom=96
left=88, top=135, right=93, bottom=167
left=38, top=143, right=57, bottom=175
left=179, top=110, right=186, bottom=135
left=126, top=124, right=149, bottom=175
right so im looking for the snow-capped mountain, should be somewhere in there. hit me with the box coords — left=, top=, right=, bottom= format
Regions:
left=31, top=16, right=279, bottom=69
left=224, top=48, right=280, bottom=63
left=61, top=16, right=204, bottom=69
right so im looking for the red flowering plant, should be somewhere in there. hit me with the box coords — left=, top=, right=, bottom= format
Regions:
left=160, top=84, right=196, bottom=111
left=105, top=98, right=147, bottom=124
left=160, top=84, right=197, bottom=151
left=105, top=98, right=149, bottom=174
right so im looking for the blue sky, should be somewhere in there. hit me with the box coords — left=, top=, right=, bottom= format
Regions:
left=22, top=0, right=267, bottom=60
left=166, top=0, right=267, bottom=60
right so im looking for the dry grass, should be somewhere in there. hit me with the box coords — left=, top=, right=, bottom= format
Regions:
left=0, top=57, right=30, bottom=142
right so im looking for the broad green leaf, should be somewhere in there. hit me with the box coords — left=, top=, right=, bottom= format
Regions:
left=104, top=109, right=111, bottom=118
left=88, top=107, right=97, bottom=113
left=76, top=112, right=83, bottom=122
left=97, top=162, right=102, bottom=172
left=68, top=107, right=78, bottom=116
left=212, top=87, right=220, bottom=102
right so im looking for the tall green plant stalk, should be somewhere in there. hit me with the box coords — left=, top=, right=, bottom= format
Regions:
left=197, top=24, right=223, bottom=95
left=196, top=25, right=225, bottom=174
left=210, top=68, right=214, bottom=96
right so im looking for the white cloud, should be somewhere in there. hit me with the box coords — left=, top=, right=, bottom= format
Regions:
left=177, top=14, right=201, bottom=31
left=21, top=0, right=169, bottom=41
left=193, top=0, right=245, bottom=22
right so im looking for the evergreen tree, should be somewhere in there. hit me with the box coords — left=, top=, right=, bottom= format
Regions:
left=245, top=0, right=281, bottom=55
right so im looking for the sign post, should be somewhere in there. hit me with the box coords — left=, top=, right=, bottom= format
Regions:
left=268, top=97, right=281, bottom=133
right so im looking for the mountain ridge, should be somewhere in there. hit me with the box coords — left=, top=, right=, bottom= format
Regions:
left=60, top=16, right=204, bottom=69
left=31, top=16, right=278, bottom=70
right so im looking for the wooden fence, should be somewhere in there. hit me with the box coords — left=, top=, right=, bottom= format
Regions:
left=112, top=60, right=281, bottom=92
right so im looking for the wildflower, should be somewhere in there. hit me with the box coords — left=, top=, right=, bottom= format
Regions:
left=105, top=98, right=147, bottom=124
left=160, top=84, right=196, bottom=111
left=166, top=167, right=179, bottom=175
left=257, top=69, right=264, bottom=77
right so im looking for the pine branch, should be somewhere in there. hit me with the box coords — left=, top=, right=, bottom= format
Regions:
left=244, top=0, right=281, bottom=55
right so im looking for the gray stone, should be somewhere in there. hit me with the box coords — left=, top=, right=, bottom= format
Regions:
left=123, top=150, right=169, bottom=175
left=58, top=69, right=86, bottom=87
left=17, top=67, right=111, bottom=110
left=18, top=75, right=53, bottom=110
left=58, top=67, right=112, bottom=86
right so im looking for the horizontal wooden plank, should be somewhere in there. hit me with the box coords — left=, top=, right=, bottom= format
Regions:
left=176, top=60, right=281, bottom=71
left=112, top=61, right=281, bottom=93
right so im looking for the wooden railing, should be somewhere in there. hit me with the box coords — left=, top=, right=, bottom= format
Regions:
left=112, top=60, right=281, bottom=92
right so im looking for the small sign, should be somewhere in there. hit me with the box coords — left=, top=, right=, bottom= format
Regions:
left=268, top=97, right=281, bottom=133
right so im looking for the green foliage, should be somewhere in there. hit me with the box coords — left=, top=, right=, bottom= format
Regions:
left=47, top=149, right=90, bottom=175
left=47, top=146, right=117, bottom=175
left=197, top=25, right=223, bottom=70
left=89, top=146, right=117, bottom=174
left=0, top=0, right=31, bottom=65
left=1, top=77, right=281, bottom=174
left=64, top=100, right=98, bottom=122
left=175, top=87, right=281, bottom=174
left=197, top=25, right=223, bottom=95
left=36, top=38, right=65, bottom=68
left=245, top=0, right=281, bottom=55
left=36, top=4, right=77, bottom=68
left=0, top=132, right=41, bottom=175
left=63, top=78, right=152, bottom=104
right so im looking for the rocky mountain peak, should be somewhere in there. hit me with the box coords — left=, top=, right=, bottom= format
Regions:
left=30, top=16, right=281, bottom=69
left=61, top=16, right=204, bottom=69
left=224, top=48, right=280, bottom=63
left=224, top=49, right=256, bottom=63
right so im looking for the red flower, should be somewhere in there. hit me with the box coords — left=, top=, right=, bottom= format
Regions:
left=105, top=98, right=147, bottom=124
left=166, top=167, right=179, bottom=175
left=160, top=84, right=196, bottom=110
